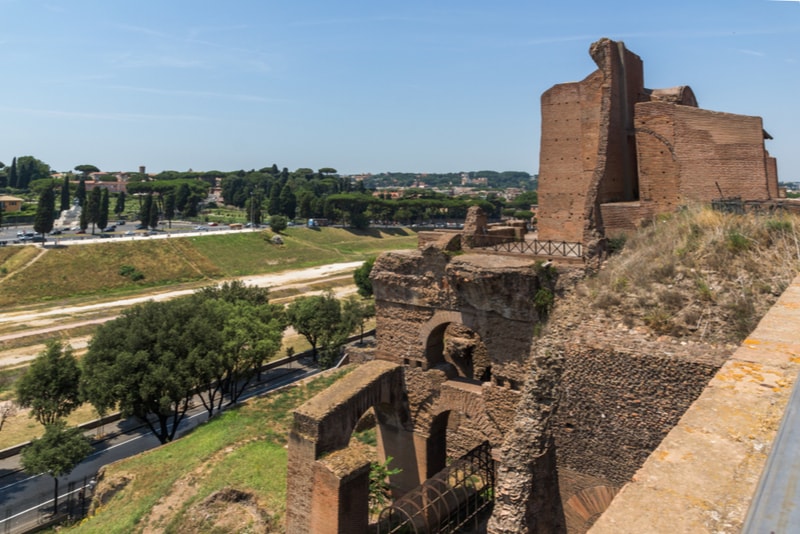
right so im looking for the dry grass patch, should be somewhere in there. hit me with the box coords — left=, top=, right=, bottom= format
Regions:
left=587, top=205, right=800, bottom=343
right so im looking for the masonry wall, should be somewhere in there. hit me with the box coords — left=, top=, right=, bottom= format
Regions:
left=537, top=74, right=603, bottom=244
left=598, top=202, right=654, bottom=236
left=538, top=39, right=645, bottom=244
left=554, top=344, right=720, bottom=486
left=635, top=101, right=774, bottom=211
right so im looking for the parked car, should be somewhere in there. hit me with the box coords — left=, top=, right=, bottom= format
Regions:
left=124, top=230, right=135, bottom=236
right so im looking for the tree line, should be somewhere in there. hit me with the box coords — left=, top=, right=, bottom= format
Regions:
left=10, top=268, right=376, bottom=512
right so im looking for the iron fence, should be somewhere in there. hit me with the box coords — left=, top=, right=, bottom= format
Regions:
left=1, top=475, right=96, bottom=534
left=463, top=234, right=583, bottom=258
left=376, top=441, right=495, bottom=534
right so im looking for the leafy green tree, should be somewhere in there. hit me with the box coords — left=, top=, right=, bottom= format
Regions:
left=98, top=189, right=109, bottom=230
left=21, top=420, right=92, bottom=514
left=82, top=300, right=195, bottom=444
left=286, top=291, right=344, bottom=364
left=268, top=183, right=281, bottom=215
left=139, top=192, right=152, bottom=224
left=79, top=203, right=88, bottom=232
left=354, top=257, right=375, bottom=298
left=148, top=193, right=159, bottom=228
left=16, top=342, right=82, bottom=426
left=16, top=156, right=51, bottom=189
left=60, top=175, right=70, bottom=212
left=269, top=214, right=288, bottom=233
left=342, top=295, right=375, bottom=344
left=186, top=281, right=285, bottom=409
left=175, top=183, right=190, bottom=215
left=74, top=164, right=99, bottom=176
left=33, top=184, right=56, bottom=237
left=164, top=192, right=176, bottom=228
left=279, top=184, right=296, bottom=218
left=76, top=178, right=86, bottom=207
left=8, top=157, right=17, bottom=188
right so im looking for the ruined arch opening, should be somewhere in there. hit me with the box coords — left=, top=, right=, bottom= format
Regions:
left=424, top=322, right=491, bottom=384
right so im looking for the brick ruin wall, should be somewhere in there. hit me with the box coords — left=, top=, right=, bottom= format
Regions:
left=536, top=75, right=603, bottom=244
left=635, top=102, right=772, bottom=211
left=538, top=39, right=645, bottom=245
left=538, top=38, right=778, bottom=246
left=554, top=344, right=721, bottom=488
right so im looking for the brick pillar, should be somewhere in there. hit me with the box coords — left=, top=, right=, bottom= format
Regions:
left=310, top=456, right=371, bottom=534
left=285, top=430, right=318, bottom=534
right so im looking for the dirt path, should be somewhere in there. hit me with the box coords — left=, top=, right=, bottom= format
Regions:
left=0, top=261, right=363, bottom=368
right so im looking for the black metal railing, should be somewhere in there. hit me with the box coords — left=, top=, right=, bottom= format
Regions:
left=376, top=441, right=495, bottom=534
left=463, top=234, right=582, bottom=258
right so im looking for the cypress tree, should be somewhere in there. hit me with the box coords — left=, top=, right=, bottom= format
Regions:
left=60, top=175, right=70, bottom=212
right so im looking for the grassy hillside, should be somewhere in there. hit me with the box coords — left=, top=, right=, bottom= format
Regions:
left=67, top=370, right=350, bottom=534
left=0, top=227, right=417, bottom=307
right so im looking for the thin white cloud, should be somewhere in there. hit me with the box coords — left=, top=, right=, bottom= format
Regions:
left=0, top=106, right=206, bottom=122
left=103, top=84, right=290, bottom=104
left=737, top=49, right=767, bottom=57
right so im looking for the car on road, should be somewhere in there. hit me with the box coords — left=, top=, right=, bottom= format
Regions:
left=194, top=225, right=209, bottom=231
left=49, top=229, right=62, bottom=235
left=135, top=224, right=148, bottom=230
left=103, top=225, right=116, bottom=232
left=208, top=221, right=218, bottom=226
left=124, top=230, right=135, bottom=236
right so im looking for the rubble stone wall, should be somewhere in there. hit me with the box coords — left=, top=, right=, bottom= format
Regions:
left=554, top=344, right=720, bottom=486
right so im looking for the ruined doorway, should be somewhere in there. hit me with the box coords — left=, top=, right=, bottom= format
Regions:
left=425, top=323, right=491, bottom=384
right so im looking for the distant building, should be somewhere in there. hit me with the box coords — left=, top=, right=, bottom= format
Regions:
left=0, top=195, right=23, bottom=212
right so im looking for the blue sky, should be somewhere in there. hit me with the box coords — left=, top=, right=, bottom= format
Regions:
left=2, top=0, right=799, bottom=178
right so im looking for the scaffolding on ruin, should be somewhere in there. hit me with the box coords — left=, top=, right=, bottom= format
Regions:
left=376, top=441, right=495, bottom=534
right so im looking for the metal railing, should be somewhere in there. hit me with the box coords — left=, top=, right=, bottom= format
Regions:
left=2, top=476, right=96, bottom=534
left=376, top=441, right=495, bottom=534
left=463, top=234, right=583, bottom=258
left=742, top=373, right=800, bottom=532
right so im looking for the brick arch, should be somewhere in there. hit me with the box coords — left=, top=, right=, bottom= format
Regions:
left=420, top=310, right=482, bottom=369
left=422, top=382, right=503, bottom=448
left=286, top=361, right=408, bottom=534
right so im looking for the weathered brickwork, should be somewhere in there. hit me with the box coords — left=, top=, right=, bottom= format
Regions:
left=538, top=38, right=778, bottom=245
